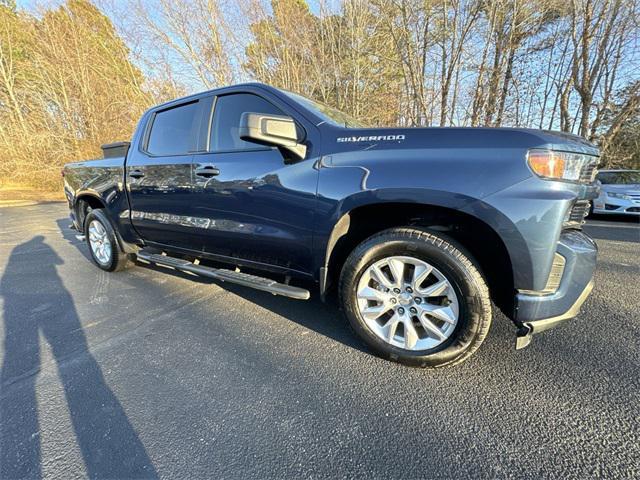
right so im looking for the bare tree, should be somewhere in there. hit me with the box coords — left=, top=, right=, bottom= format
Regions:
left=2, top=0, right=640, bottom=191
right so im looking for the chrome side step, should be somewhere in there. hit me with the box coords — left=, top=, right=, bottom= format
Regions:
left=136, top=250, right=310, bottom=300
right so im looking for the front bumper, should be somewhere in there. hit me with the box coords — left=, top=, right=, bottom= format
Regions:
left=593, top=196, right=640, bottom=215
left=594, top=206, right=640, bottom=215
left=514, top=230, right=597, bottom=333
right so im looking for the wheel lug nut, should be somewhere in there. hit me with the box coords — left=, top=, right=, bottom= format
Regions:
left=398, top=307, right=405, bottom=314
left=406, top=287, right=413, bottom=293
left=393, top=288, right=401, bottom=294
left=410, top=307, right=417, bottom=314
left=390, top=298, right=397, bottom=304
left=414, top=297, right=422, bottom=304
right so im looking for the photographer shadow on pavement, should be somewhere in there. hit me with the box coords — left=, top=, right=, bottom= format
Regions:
left=55, top=218, right=369, bottom=356
left=0, top=235, right=157, bottom=479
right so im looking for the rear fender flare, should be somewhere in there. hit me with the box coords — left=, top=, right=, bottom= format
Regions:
left=74, top=191, right=138, bottom=254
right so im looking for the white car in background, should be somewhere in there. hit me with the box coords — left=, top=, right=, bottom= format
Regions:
left=591, top=169, right=640, bottom=216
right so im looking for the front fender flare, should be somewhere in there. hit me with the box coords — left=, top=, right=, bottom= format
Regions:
left=318, top=188, right=530, bottom=295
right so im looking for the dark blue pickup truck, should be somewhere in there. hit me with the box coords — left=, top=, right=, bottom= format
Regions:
left=63, top=83, right=599, bottom=367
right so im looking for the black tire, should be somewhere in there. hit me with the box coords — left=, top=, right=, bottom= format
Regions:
left=339, top=227, right=491, bottom=368
left=84, top=209, right=133, bottom=272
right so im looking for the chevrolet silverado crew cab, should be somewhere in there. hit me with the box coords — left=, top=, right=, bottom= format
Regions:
left=63, top=83, right=599, bottom=368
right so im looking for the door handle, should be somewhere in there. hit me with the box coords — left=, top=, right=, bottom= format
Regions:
left=195, top=165, right=220, bottom=177
left=129, top=169, right=145, bottom=179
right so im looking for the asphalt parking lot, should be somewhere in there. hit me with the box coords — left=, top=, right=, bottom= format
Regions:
left=0, top=203, right=638, bottom=479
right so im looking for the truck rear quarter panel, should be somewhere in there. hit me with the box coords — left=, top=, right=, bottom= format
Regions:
left=63, top=157, right=135, bottom=243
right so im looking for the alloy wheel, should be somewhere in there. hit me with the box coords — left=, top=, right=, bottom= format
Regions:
left=356, top=255, right=459, bottom=351
left=88, top=220, right=112, bottom=265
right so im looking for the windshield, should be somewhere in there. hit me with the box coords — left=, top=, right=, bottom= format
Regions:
left=597, top=171, right=640, bottom=185
left=282, top=91, right=369, bottom=128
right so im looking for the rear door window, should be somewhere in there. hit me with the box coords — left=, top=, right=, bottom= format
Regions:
left=146, top=101, right=199, bottom=156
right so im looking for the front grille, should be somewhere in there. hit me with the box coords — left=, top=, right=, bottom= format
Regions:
left=580, top=161, right=598, bottom=183
left=565, top=200, right=590, bottom=227
left=627, top=207, right=640, bottom=212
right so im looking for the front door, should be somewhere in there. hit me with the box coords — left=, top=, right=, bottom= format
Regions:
left=126, top=99, right=202, bottom=249
left=188, top=92, right=318, bottom=275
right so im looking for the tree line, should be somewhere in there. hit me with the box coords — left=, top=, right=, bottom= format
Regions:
left=1, top=0, right=638, bottom=190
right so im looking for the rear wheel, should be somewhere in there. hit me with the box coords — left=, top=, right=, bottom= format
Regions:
left=84, top=209, right=133, bottom=272
left=339, top=227, right=492, bottom=368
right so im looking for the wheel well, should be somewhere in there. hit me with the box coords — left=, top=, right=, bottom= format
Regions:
left=325, top=203, right=515, bottom=316
left=76, top=195, right=105, bottom=229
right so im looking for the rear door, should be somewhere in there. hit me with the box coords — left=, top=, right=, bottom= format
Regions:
left=126, top=99, right=204, bottom=249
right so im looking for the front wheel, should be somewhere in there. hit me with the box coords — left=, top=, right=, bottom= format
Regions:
left=84, top=209, right=133, bottom=272
left=339, top=227, right=492, bottom=368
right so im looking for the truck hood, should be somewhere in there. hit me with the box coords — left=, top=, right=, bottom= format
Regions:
left=329, top=126, right=599, bottom=157
left=601, top=183, right=640, bottom=193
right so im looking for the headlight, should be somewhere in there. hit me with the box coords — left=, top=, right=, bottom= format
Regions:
left=607, top=192, right=631, bottom=200
left=527, top=149, right=598, bottom=183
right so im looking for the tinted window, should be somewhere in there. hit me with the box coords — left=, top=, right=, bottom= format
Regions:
left=147, top=101, right=199, bottom=156
left=210, top=94, right=284, bottom=152
left=597, top=171, right=640, bottom=184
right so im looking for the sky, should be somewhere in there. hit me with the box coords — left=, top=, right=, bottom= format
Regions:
left=13, top=0, right=639, bottom=131
left=16, top=0, right=336, bottom=15
left=13, top=0, right=338, bottom=92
